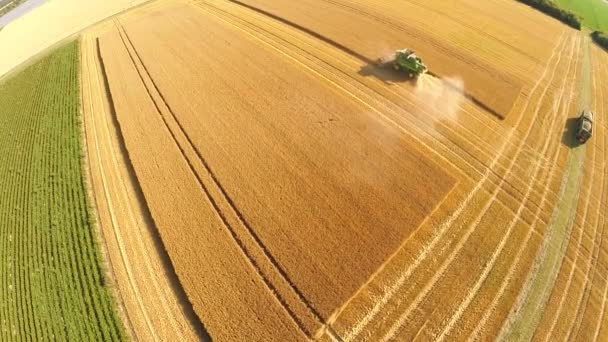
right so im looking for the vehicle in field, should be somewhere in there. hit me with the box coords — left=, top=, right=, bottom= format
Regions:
left=377, top=49, right=428, bottom=78
left=575, top=109, right=593, bottom=144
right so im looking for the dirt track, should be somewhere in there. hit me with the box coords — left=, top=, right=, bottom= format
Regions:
left=80, top=0, right=608, bottom=340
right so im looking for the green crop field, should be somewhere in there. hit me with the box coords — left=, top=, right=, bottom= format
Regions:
left=0, top=41, right=125, bottom=340
left=553, top=0, right=608, bottom=31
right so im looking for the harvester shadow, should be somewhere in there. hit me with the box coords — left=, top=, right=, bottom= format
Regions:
left=358, top=65, right=505, bottom=120
left=562, top=117, right=581, bottom=148
left=358, top=63, right=418, bottom=85
left=96, top=39, right=212, bottom=341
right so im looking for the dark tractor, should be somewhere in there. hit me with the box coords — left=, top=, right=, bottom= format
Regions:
left=575, top=109, right=593, bottom=144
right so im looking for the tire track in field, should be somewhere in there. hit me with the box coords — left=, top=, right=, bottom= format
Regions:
left=81, top=33, right=158, bottom=341
left=339, top=30, right=568, bottom=341
left=562, top=55, right=606, bottom=342
left=81, top=35, right=137, bottom=341
left=575, top=44, right=608, bottom=339
left=83, top=29, right=207, bottom=342
left=498, top=34, right=589, bottom=342
left=196, top=0, right=552, bottom=224
left=112, top=19, right=329, bottom=339
left=542, top=43, right=601, bottom=341
left=467, top=38, right=580, bottom=340
left=91, top=33, right=192, bottom=341
left=218, top=4, right=564, bottom=336
left=328, top=0, right=530, bottom=83
left=578, top=46, right=608, bottom=342
left=210, top=0, right=514, bottom=163
left=437, top=33, right=580, bottom=341
left=229, top=0, right=506, bottom=120
left=381, top=33, right=578, bottom=342
left=570, top=46, right=608, bottom=341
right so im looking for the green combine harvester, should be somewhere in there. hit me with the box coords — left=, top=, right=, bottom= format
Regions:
left=377, top=49, right=428, bottom=78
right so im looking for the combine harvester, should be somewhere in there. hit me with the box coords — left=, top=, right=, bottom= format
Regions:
left=377, top=49, right=428, bottom=78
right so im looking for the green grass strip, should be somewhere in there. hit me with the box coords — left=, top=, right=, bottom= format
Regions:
left=0, top=40, right=126, bottom=341
left=503, top=35, right=590, bottom=342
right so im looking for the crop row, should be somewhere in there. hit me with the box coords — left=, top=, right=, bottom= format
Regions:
left=0, top=42, right=124, bottom=341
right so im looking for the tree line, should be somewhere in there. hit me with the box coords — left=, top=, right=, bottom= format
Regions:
left=592, top=31, right=608, bottom=50
left=516, top=0, right=581, bottom=30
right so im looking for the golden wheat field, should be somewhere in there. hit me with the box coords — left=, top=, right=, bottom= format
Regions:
left=3, top=0, right=603, bottom=339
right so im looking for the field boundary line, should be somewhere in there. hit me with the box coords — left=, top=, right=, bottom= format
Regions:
left=92, top=34, right=188, bottom=340
left=79, top=34, right=137, bottom=341
left=83, top=34, right=160, bottom=342
left=84, top=28, right=209, bottom=341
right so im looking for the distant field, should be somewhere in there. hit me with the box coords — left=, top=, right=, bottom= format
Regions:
left=0, top=41, right=124, bottom=340
left=0, top=0, right=45, bottom=29
left=0, top=0, right=26, bottom=18
left=553, top=0, right=608, bottom=31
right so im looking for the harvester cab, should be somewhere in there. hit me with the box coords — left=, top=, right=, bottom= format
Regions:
left=575, top=109, right=593, bottom=144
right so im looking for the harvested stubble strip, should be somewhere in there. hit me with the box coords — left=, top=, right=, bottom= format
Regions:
left=451, top=225, right=542, bottom=340
left=374, top=201, right=520, bottom=341
left=455, top=65, right=580, bottom=340
left=98, top=29, right=305, bottom=341
left=549, top=136, right=602, bottom=339
left=574, top=46, right=608, bottom=341
left=535, top=45, right=608, bottom=341
left=569, top=56, right=608, bottom=341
